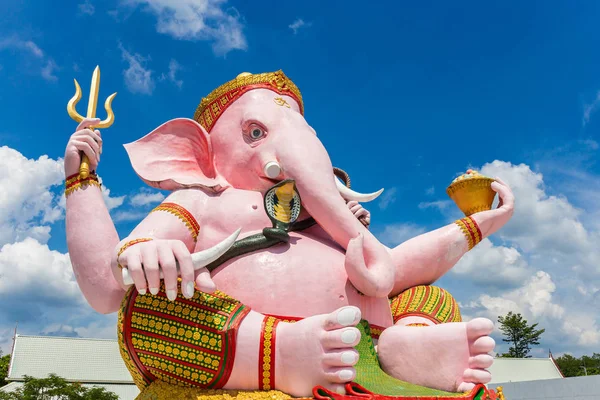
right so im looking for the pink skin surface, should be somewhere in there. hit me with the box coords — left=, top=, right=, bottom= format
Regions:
left=64, top=88, right=515, bottom=395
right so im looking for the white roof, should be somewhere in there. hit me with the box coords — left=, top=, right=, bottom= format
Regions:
left=0, top=382, right=21, bottom=393
left=488, top=357, right=564, bottom=384
left=8, top=335, right=134, bottom=384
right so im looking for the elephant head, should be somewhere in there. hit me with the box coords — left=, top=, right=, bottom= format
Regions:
left=124, top=71, right=394, bottom=297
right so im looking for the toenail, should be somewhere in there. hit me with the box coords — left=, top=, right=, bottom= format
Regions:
left=335, top=386, right=346, bottom=395
left=341, top=351, right=357, bottom=364
left=167, top=290, right=177, bottom=301
left=341, top=329, right=358, bottom=344
left=339, top=370, right=354, bottom=381
left=138, top=288, right=146, bottom=295
left=337, top=308, right=358, bottom=325
left=149, top=287, right=159, bottom=295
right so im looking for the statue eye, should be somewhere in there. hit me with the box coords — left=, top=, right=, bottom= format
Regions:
left=250, top=127, right=265, bottom=140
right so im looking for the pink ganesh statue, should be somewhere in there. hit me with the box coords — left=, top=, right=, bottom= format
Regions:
left=64, top=71, right=514, bottom=399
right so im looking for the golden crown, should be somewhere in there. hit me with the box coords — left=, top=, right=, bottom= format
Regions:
left=193, top=70, right=304, bottom=132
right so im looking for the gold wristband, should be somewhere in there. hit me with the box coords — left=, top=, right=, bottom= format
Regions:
left=65, top=172, right=101, bottom=197
left=117, top=238, right=153, bottom=269
left=454, top=216, right=482, bottom=251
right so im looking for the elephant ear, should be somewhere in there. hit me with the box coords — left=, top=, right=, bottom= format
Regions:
left=123, top=118, right=228, bottom=192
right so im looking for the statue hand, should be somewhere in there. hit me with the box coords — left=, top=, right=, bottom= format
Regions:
left=64, top=118, right=102, bottom=176
left=114, top=239, right=215, bottom=301
left=347, top=201, right=371, bottom=226
left=473, top=177, right=515, bottom=238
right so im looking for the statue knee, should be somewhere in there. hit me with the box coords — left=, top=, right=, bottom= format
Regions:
left=117, top=284, right=249, bottom=391
left=389, top=285, right=462, bottom=325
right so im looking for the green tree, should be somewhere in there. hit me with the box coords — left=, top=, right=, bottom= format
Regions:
left=0, top=374, right=118, bottom=400
left=497, top=311, right=545, bottom=358
left=555, top=353, right=600, bottom=377
left=0, top=350, right=10, bottom=387
left=554, top=353, right=582, bottom=377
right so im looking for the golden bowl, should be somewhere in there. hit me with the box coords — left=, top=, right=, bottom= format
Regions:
left=446, top=170, right=496, bottom=216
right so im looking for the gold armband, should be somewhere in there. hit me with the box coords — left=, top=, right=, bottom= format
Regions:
left=151, top=202, right=200, bottom=242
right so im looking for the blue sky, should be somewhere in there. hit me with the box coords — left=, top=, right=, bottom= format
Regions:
left=1, top=0, right=600, bottom=360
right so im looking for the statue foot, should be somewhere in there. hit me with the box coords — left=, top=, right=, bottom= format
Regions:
left=275, top=306, right=363, bottom=397
left=377, top=318, right=495, bottom=393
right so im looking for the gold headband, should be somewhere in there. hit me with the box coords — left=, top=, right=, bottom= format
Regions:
left=193, top=70, right=304, bottom=132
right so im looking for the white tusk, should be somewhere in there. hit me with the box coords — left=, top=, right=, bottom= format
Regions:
left=190, top=228, right=242, bottom=269
left=122, top=228, right=242, bottom=286
left=264, top=161, right=282, bottom=179
left=335, top=177, right=384, bottom=203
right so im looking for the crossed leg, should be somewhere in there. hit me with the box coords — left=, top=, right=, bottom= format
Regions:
left=377, top=286, right=496, bottom=392
left=118, top=285, right=364, bottom=398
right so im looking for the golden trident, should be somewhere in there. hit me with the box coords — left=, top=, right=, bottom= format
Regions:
left=67, top=65, right=117, bottom=179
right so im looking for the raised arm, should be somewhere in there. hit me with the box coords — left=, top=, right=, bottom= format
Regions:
left=388, top=178, right=515, bottom=296
left=65, top=118, right=125, bottom=314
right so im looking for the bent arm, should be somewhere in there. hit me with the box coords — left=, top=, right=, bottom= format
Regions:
left=66, top=180, right=125, bottom=314
left=388, top=212, right=496, bottom=296
left=112, top=189, right=202, bottom=286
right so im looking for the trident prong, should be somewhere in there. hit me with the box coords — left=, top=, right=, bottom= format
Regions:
left=66, top=66, right=117, bottom=178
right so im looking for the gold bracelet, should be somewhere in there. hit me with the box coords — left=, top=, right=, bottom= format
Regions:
left=116, top=238, right=153, bottom=269
left=454, top=216, right=482, bottom=251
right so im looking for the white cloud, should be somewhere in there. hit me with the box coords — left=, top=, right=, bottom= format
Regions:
left=0, top=146, right=64, bottom=246
left=112, top=210, right=150, bottom=223
left=123, top=0, right=247, bottom=55
left=0, top=36, right=58, bottom=81
left=99, top=177, right=126, bottom=210
left=425, top=186, right=435, bottom=195
left=129, top=188, right=165, bottom=206
left=41, top=60, right=58, bottom=81
left=377, top=223, right=426, bottom=247
left=78, top=0, right=95, bottom=15
left=160, top=59, right=183, bottom=89
left=452, top=239, right=531, bottom=287
left=0, top=238, right=83, bottom=305
left=468, top=271, right=599, bottom=348
left=418, top=200, right=452, bottom=211
left=0, top=37, right=44, bottom=58
left=583, top=90, right=600, bottom=126
left=289, top=18, right=311, bottom=34
left=378, top=187, right=397, bottom=210
left=119, top=43, right=155, bottom=95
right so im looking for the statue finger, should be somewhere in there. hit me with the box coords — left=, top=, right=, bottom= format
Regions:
left=94, top=130, right=103, bottom=154
left=126, top=255, right=147, bottom=295
left=195, top=268, right=216, bottom=294
left=76, top=117, right=101, bottom=131
left=140, top=245, right=160, bottom=295
left=491, top=181, right=514, bottom=209
left=157, top=244, right=178, bottom=301
left=349, top=204, right=363, bottom=214
left=171, top=241, right=195, bottom=299
left=71, top=140, right=99, bottom=167
left=78, top=134, right=101, bottom=158
left=353, top=208, right=368, bottom=219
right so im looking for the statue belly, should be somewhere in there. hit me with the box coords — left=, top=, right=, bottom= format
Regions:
left=211, top=233, right=393, bottom=327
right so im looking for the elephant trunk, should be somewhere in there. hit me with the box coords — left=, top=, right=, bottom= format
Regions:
left=276, top=132, right=394, bottom=297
